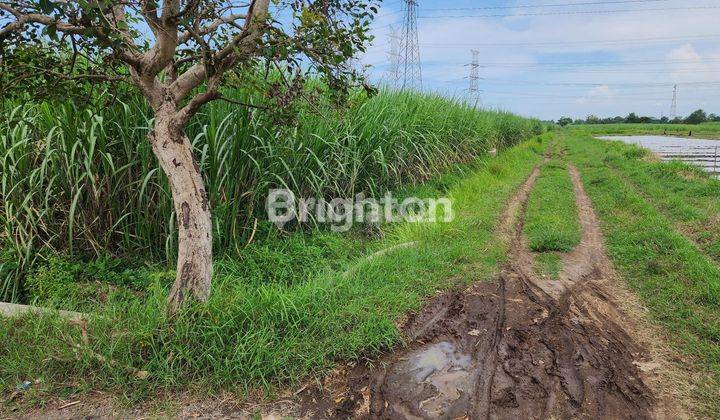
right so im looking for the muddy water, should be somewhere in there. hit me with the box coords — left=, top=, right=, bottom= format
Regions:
left=385, top=341, right=475, bottom=418
left=598, top=135, right=720, bottom=177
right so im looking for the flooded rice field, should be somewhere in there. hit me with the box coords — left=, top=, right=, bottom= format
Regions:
left=598, top=135, right=720, bottom=177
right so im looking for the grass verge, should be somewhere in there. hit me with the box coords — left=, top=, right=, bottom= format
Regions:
left=586, top=139, right=720, bottom=265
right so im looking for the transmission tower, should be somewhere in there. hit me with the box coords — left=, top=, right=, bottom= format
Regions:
left=399, top=0, right=422, bottom=90
left=385, top=26, right=402, bottom=89
left=670, top=84, right=678, bottom=120
left=467, top=49, right=481, bottom=108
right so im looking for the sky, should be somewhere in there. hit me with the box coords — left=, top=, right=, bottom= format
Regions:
left=358, top=0, right=720, bottom=120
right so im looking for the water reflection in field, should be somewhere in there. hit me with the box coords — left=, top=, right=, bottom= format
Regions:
left=598, top=135, right=720, bottom=178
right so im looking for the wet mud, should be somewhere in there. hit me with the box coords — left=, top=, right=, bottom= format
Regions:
left=325, top=163, right=658, bottom=419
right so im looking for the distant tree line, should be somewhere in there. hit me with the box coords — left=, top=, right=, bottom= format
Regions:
left=556, top=109, right=720, bottom=126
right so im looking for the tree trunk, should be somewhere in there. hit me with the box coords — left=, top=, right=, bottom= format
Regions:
left=150, top=110, right=212, bottom=314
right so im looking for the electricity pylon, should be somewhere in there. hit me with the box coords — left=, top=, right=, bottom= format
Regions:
left=400, top=0, right=422, bottom=90
left=468, top=49, right=481, bottom=108
left=670, top=84, right=678, bottom=120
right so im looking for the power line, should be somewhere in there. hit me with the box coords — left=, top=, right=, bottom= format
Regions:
left=379, top=0, right=675, bottom=18
left=419, top=6, right=720, bottom=19
left=485, top=68, right=720, bottom=74
left=367, top=56, right=720, bottom=67
left=416, top=34, right=720, bottom=48
left=476, top=79, right=720, bottom=88
left=423, top=0, right=671, bottom=11
left=416, top=57, right=720, bottom=68
left=370, top=33, right=720, bottom=53
left=476, top=89, right=720, bottom=100
left=420, top=80, right=720, bottom=98
left=479, top=96, right=707, bottom=104
left=366, top=61, right=720, bottom=74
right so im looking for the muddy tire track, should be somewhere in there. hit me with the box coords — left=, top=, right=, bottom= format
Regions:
left=326, top=163, right=660, bottom=419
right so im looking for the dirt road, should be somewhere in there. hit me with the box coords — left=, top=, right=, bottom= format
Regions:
left=319, top=163, right=672, bottom=419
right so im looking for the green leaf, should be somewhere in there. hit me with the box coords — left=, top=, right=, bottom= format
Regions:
left=38, top=0, right=54, bottom=14
left=46, top=22, right=58, bottom=41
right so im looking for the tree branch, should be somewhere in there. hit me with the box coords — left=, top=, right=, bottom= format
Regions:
left=169, top=0, right=270, bottom=103
left=0, top=3, right=144, bottom=69
left=0, top=4, right=85, bottom=40
left=177, top=13, right=247, bottom=45
left=215, top=0, right=270, bottom=65
left=174, top=75, right=221, bottom=126
left=138, top=0, right=180, bottom=77
left=140, top=0, right=160, bottom=36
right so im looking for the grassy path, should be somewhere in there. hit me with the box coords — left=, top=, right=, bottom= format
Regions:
left=523, top=156, right=581, bottom=278
left=300, top=134, right=667, bottom=419
left=562, top=131, right=720, bottom=416
left=524, top=159, right=581, bottom=253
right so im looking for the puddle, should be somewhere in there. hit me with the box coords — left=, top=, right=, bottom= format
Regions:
left=598, top=135, right=720, bottom=177
left=405, top=341, right=472, bottom=382
left=385, top=341, right=475, bottom=418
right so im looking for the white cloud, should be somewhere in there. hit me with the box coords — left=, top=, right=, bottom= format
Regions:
left=668, top=43, right=703, bottom=62
left=576, top=85, right=617, bottom=105
left=359, top=1, right=720, bottom=119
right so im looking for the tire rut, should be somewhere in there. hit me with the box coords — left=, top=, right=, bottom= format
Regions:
left=321, top=162, right=660, bottom=419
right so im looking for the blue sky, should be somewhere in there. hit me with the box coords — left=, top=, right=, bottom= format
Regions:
left=359, top=0, right=720, bottom=120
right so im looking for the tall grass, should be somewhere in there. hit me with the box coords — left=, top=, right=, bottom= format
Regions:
left=0, top=87, right=542, bottom=301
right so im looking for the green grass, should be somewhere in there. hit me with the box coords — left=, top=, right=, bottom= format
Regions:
left=0, top=136, right=548, bottom=406
left=524, top=159, right=581, bottom=253
left=0, top=88, right=543, bottom=302
left=571, top=122, right=720, bottom=139
left=534, top=252, right=562, bottom=279
left=562, top=133, right=720, bottom=416
left=584, top=140, right=720, bottom=265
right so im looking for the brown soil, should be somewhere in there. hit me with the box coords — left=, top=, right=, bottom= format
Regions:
left=308, top=164, right=672, bottom=419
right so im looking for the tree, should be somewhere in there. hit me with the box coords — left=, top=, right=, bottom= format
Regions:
left=685, top=109, right=708, bottom=124
left=625, top=112, right=640, bottom=123
left=585, top=114, right=600, bottom=124
left=1, top=0, right=375, bottom=313
left=557, top=117, right=573, bottom=126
